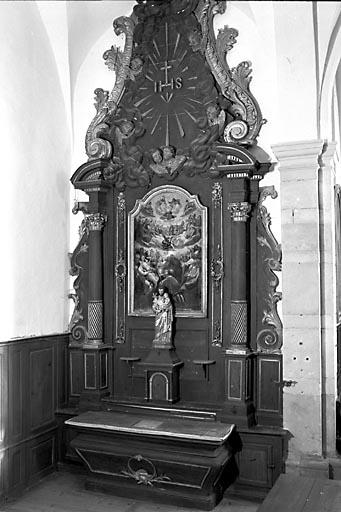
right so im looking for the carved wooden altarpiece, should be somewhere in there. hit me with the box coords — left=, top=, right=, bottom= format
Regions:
left=66, top=0, right=285, bottom=507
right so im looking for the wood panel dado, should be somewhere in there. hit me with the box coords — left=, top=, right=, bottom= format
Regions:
left=0, top=334, right=68, bottom=502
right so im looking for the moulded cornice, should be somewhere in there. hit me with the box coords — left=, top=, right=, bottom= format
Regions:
left=272, top=140, right=325, bottom=173
left=320, top=140, right=338, bottom=163
left=71, top=159, right=111, bottom=189
left=272, top=139, right=324, bottom=160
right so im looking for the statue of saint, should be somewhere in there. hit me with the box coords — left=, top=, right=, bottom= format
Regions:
left=152, top=286, right=173, bottom=347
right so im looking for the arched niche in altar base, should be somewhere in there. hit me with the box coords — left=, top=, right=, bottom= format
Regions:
left=66, top=1, right=287, bottom=505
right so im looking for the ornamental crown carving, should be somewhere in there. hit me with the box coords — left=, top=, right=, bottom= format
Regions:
left=83, top=0, right=264, bottom=187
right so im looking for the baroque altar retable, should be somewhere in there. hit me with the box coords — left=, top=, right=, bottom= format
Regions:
left=64, top=1, right=286, bottom=508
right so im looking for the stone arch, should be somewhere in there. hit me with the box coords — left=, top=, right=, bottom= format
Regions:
left=319, top=11, right=341, bottom=139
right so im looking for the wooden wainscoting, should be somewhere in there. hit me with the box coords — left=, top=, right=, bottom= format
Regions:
left=0, top=334, right=68, bottom=501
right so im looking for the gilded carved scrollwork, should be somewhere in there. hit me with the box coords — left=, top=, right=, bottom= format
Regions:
left=85, top=88, right=112, bottom=161
left=256, top=186, right=282, bottom=352
left=210, top=244, right=224, bottom=288
left=257, top=187, right=281, bottom=270
left=85, top=16, right=136, bottom=161
left=121, top=455, right=171, bottom=486
left=82, top=0, right=265, bottom=190
left=212, top=320, right=222, bottom=347
left=212, top=182, right=222, bottom=208
left=69, top=216, right=89, bottom=344
left=117, top=192, right=126, bottom=224
left=115, top=192, right=126, bottom=343
left=195, top=0, right=264, bottom=145
left=115, top=249, right=127, bottom=293
left=211, top=182, right=223, bottom=346
left=107, top=17, right=136, bottom=105
left=224, top=120, right=249, bottom=144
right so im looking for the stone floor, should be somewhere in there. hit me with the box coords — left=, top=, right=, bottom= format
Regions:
left=1, top=471, right=261, bottom=512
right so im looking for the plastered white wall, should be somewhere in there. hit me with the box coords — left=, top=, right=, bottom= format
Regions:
left=0, top=1, right=71, bottom=340
left=1, top=0, right=340, bottom=345
left=70, top=2, right=135, bottom=260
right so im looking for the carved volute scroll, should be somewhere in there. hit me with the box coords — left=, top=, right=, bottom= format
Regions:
left=69, top=214, right=89, bottom=344
left=256, top=186, right=282, bottom=352
left=68, top=0, right=280, bottom=422
left=85, top=16, right=136, bottom=161
left=195, top=0, right=265, bottom=145
left=81, top=0, right=265, bottom=191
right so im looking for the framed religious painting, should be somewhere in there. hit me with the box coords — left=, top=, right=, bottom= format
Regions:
left=128, top=185, right=207, bottom=317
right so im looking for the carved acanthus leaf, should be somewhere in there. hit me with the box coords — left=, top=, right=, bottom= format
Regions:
left=103, top=45, right=123, bottom=72
left=69, top=215, right=89, bottom=344
left=85, top=16, right=135, bottom=161
left=231, top=61, right=253, bottom=89
left=256, top=186, right=282, bottom=352
left=195, top=0, right=264, bottom=145
left=109, top=16, right=136, bottom=105
left=85, top=88, right=112, bottom=160
left=216, top=25, right=238, bottom=62
left=258, top=186, right=282, bottom=271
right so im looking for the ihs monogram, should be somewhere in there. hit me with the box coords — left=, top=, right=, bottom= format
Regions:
left=133, top=21, right=203, bottom=147
left=151, top=23, right=183, bottom=102
left=153, top=60, right=183, bottom=102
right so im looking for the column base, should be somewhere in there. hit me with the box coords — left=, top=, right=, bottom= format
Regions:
left=79, top=389, right=109, bottom=412
left=78, top=346, right=111, bottom=410
left=220, top=400, right=256, bottom=428
left=285, top=455, right=330, bottom=479
left=221, top=350, right=256, bottom=428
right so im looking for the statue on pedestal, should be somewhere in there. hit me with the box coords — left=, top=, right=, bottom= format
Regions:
left=152, top=286, right=173, bottom=347
left=140, top=285, right=182, bottom=403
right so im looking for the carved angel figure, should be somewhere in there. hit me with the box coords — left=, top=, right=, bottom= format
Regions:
left=152, top=286, right=173, bottom=347
left=150, top=146, right=186, bottom=178
left=127, top=56, right=144, bottom=80
left=206, top=104, right=226, bottom=135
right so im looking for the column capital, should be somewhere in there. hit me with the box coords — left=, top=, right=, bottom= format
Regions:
left=227, top=202, right=251, bottom=222
left=272, top=139, right=325, bottom=173
left=87, top=213, right=107, bottom=231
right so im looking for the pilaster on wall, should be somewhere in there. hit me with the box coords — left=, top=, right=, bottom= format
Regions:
left=319, top=142, right=338, bottom=459
left=272, top=140, right=338, bottom=467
